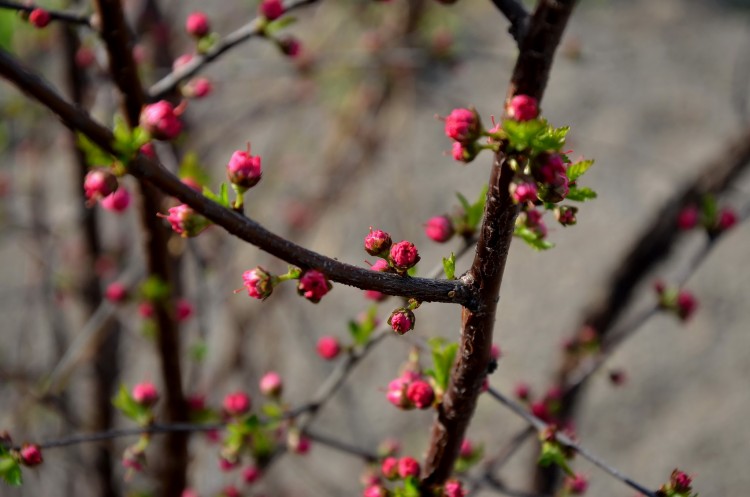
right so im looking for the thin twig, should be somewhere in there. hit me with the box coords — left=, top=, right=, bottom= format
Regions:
left=487, top=0, right=529, bottom=43
left=486, top=388, right=658, bottom=497
left=148, top=0, right=321, bottom=99
left=465, top=426, right=535, bottom=497
left=0, top=0, right=91, bottom=27
left=303, top=429, right=378, bottom=462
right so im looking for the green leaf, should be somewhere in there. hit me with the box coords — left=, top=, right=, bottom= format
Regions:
left=189, top=341, right=207, bottom=362
left=514, top=225, right=554, bottom=251
left=265, top=16, right=297, bottom=35
left=502, top=118, right=547, bottom=151
left=77, top=133, right=113, bottom=167
left=701, top=194, right=717, bottom=225
left=442, top=252, right=456, bottom=280
left=428, top=340, right=458, bottom=393
left=179, top=152, right=210, bottom=187
left=0, top=455, right=22, bottom=486
left=348, top=306, right=378, bottom=345
left=261, top=403, right=284, bottom=420
left=565, top=186, right=597, bottom=202
left=566, top=159, right=594, bottom=181
left=0, top=9, right=15, bottom=51
left=140, top=276, right=171, bottom=302
left=456, top=192, right=471, bottom=214
left=531, top=125, right=569, bottom=153
left=538, top=441, right=573, bottom=476
left=112, top=385, right=149, bottom=423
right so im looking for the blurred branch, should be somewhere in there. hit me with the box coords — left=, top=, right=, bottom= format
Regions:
left=465, top=426, right=535, bottom=497
left=422, top=0, right=577, bottom=489
left=148, top=0, right=321, bottom=99
left=488, top=0, right=529, bottom=43
left=0, top=0, right=91, bottom=27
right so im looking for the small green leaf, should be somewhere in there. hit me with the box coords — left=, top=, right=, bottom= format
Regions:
left=189, top=341, right=207, bottom=362
left=112, top=385, right=149, bottom=423
left=265, top=16, right=297, bottom=35
left=428, top=340, right=458, bottom=393
left=179, top=152, right=210, bottom=187
left=77, top=133, right=113, bottom=167
left=140, top=276, right=171, bottom=302
left=701, top=194, right=717, bottom=225
left=565, top=186, right=597, bottom=202
left=502, top=118, right=547, bottom=151
left=538, top=441, right=573, bottom=476
left=0, top=455, right=22, bottom=486
left=456, top=192, right=471, bottom=213
left=566, top=159, right=594, bottom=181
left=514, top=225, right=554, bottom=251
left=0, top=9, right=15, bottom=51
left=442, top=252, right=456, bottom=280
left=531, top=125, right=569, bottom=153
left=261, top=403, right=284, bottom=420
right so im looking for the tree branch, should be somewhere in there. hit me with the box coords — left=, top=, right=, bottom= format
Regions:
left=148, top=0, right=321, bottom=99
left=421, top=0, right=577, bottom=490
left=487, top=0, right=529, bottom=44
left=0, top=0, right=91, bottom=27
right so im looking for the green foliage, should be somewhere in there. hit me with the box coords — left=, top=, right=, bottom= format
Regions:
left=425, top=338, right=458, bottom=394
left=140, top=276, right=171, bottom=302
left=538, top=440, right=573, bottom=476
left=202, top=183, right=232, bottom=208
left=0, top=9, right=15, bottom=51
left=265, top=16, right=297, bottom=36
left=179, top=152, right=211, bottom=187
left=112, top=385, right=152, bottom=425
left=514, top=225, right=554, bottom=251
left=348, top=305, right=378, bottom=346
left=393, top=476, right=421, bottom=497
left=189, top=340, right=208, bottom=363
left=442, top=252, right=456, bottom=280
left=454, top=444, right=484, bottom=473
left=531, top=125, right=569, bottom=152
left=0, top=442, right=21, bottom=487
left=503, top=118, right=569, bottom=154
left=77, top=132, right=114, bottom=168
left=565, top=186, right=597, bottom=202
left=112, top=117, right=150, bottom=162
left=196, top=32, right=220, bottom=54
left=701, top=194, right=717, bottom=225
left=456, top=184, right=488, bottom=234
left=566, top=159, right=594, bottom=181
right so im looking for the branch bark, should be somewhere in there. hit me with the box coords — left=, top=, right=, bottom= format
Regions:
left=488, top=0, right=529, bottom=43
left=421, top=0, right=577, bottom=490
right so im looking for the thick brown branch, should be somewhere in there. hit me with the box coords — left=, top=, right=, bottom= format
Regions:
left=488, top=0, right=529, bottom=43
left=0, top=48, right=478, bottom=308
left=421, top=0, right=577, bottom=490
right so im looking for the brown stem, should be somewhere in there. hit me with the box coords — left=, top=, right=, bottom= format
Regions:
left=421, top=0, right=577, bottom=490
left=91, top=1, right=186, bottom=495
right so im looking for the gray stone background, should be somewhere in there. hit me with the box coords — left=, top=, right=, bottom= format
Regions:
left=1, top=0, right=750, bottom=496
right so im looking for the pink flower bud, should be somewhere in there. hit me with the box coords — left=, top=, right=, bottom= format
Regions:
left=389, top=240, right=420, bottom=271
left=537, top=154, right=567, bottom=183
left=507, top=94, right=538, bottom=121
left=105, top=282, right=128, bottom=303
left=451, top=141, right=480, bottom=163
left=406, top=380, right=434, bottom=409
left=186, top=394, right=206, bottom=411
left=364, top=229, right=392, bottom=256
left=29, top=8, right=51, bottom=28
left=140, top=100, right=183, bottom=141
left=279, top=37, right=301, bottom=58
left=183, top=77, right=213, bottom=99
left=677, top=205, right=699, bottom=230
left=140, top=142, right=156, bottom=159
left=160, top=204, right=210, bottom=237
left=370, top=259, right=390, bottom=272
left=511, top=181, right=538, bottom=203
left=243, top=465, right=261, bottom=484
left=219, top=457, right=239, bottom=471
left=260, top=0, right=285, bottom=20
left=221, top=485, right=240, bottom=497
left=20, top=444, right=43, bottom=466
left=363, top=485, right=387, bottom=497
left=554, top=205, right=578, bottom=226
left=676, top=290, right=698, bottom=321
left=564, top=473, right=589, bottom=495
left=84, top=169, right=118, bottom=202
left=132, top=382, right=159, bottom=406
left=444, top=480, right=466, bottom=497
left=317, top=336, right=341, bottom=360
left=138, top=301, right=154, bottom=318
left=377, top=438, right=400, bottom=457
left=223, top=391, right=251, bottom=416
left=459, top=439, right=473, bottom=458
left=182, top=489, right=199, bottom=497
left=386, top=377, right=410, bottom=409
left=717, top=207, right=738, bottom=232
left=76, top=47, right=95, bottom=68
left=444, top=108, right=482, bottom=143
left=670, top=469, right=692, bottom=493
left=259, top=371, right=283, bottom=397
left=424, top=215, right=454, bottom=243
left=176, top=299, right=193, bottom=322
left=185, top=11, right=210, bottom=38
left=514, top=382, right=530, bottom=401
left=172, top=53, right=194, bottom=72
left=297, top=269, right=332, bottom=303
left=289, top=434, right=311, bottom=454
left=388, top=308, right=415, bottom=335
left=530, top=401, right=552, bottom=423
left=101, top=187, right=131, bottom=213
left=227, top=148, right=262, bottom=189
left=381, top=456, right=399, bottom=479
left=397, top=456, right=420, bottom=478
left=491, top=344, right=501, bottom=360
left=242, top=267, right=273, bottom=300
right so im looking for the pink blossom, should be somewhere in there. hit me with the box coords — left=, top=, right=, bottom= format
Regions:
left=365, top=290, right=387, bottom=301
left=381, top=456, right=398, bottom=479
left=138, top=301, right=154, bottom=318
left=444, top=108, right=482, bottom=143
left=388, top=308, right=415, bottom=335
left=223, top=391, right=251, bottom=416
left=175, top=299, right=193, bottom=321
left=242, top=267, right=273, bottom=300
left=364, top=229, right=392, bottom=256
left=564, top=473, right=588, bottom=495
left=677, top=205, right=699, bottom=230
left=184, top=77, right=213, bottom=99
left=406, top=380, right=434, bottom=409
left=140, top=142, right=156, bottom=159
left=555, top=205, right=578, bottom=226
left=507, top=95, right=538, bottom=121
left=279, top=37, right=301, bottom=58
left=105, top=282, right=128, bottom=303
left=491, top=344, right=501, bottom=360
left=297, top=269, right=332, bottom=303
left=317, top=336, right=341, bottom=360
left=370, top=259, right=390, bottom=272
left=29, top=9, right=51, bottom=28
left=260, top=0, right=285, bottom=20
left=227, top=148, right=262, bottom=189
left=20, top=444, right=43, bottom=466
left=101, top=187, right=131, bottom=213
left=530, top=401, right=552, bottom=423
left=219, top=457, right=239, bottom=471
left=444, top=480, right=466, bottom=497
left=259, top=371, right=283, bottom=397
left=386, top=377, right=410, bottom=409
left=397, top=456, right=421, bottom=478
left=459, top=439, right=473, bottom=458
left=511, top=181, right=538, bottom=203
left=132, top=382, right=159, bottom=406
left=75, top=47, right=95, bottom=68
left=389, top=240, right=420, bottom=271
left=670, top=469, right=693, bottom=492
left=84, top=169, right=118, bottom=202
left=140, top=100, right=183, bottom=141
left=185, top=11, right=210, bottom=37
left=424, top=215, right=454, bottom=243
left=243, top=465, right=261, bottom=484
left=363, top=485, right=387, bottom=497
left=717, top=207, right=738, bottom=232
left=676, top=290, right=698, bottom=321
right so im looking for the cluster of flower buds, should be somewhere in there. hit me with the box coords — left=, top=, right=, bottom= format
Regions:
left=443, top=107, right=486, bottom=163
left=677, top=202, right=738, bottom=237
left=654, top=281, right=698, bottom=322
left=657, top=469, right=695, bottom=497
left=364, top=452, right=466, bottom=497
left=386, top=370, right=435, bottom=410
left=364, top=228, right=421, bottom=273
left=240, top=266, right=332, bottom=304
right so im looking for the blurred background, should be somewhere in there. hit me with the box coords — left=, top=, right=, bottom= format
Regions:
left=1, top=0, right=750, bottom=496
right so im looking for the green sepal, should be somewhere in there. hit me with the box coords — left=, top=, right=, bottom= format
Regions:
left=538, top=440, right=574, bottom=476
left=77, top=132, right=114, bottom=167
left=442, top=252, right=456, bottom=280
left=261, top=402, right=284, bottom=420
left=179, top=152, right=211, bottom=187
left=565, top=186, right=597, bottom=202
left=202, top=183, right=232, bottom=208
left=112, top=385, right=151, bottom=425
left=265, top=16, right=297, bottom=36
left=514, top=225, right=554, bottom=251
left=393, top=476, right=421, bottom=497
left=112, top=116, right=150, bottom=162
left=196, top=32, right=220, bottom=54
left=566, top=159, right=594, bottom=181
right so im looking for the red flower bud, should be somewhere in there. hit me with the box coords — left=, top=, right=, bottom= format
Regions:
left=227, top=148, right=262, bottom=189
left=677, top=205, right=699, bottom=230
left=185, top=11, right=210, bottom=38
left=381, top=456, right=399, bottom=479
left=160, top=204, right=210, bottom=237
left=20, top=444, right=43, bottom=466
left=259, top=371, right=283, bottom=397
left=29, top=9, right=51, bottom=28
left=84, top=169, right=118, bottom=202
left=444, top=480, right=466, bottom=497
left=397, top=456, right=421, bottom=478
left=132, top=382, right=159, bottom=406
left=101, top=187, right=131, bottom=213
left=406, top=379, right=435, bottom=409
left=260, top=0, right=285, bottom=20
left=297, top=269, right=332, bottom=303
left=223, top=391, right=251, bottom=416
left=140, top=100, right=183, bottom=141
left=242, top=267, right=273, bottom=300
left=389, top=240, right=420, bottom=271
left=105, top=282, right=128, bottom=303
left=364, top=229, right=392, bottom=256
left=424, top=215, right=454, bottom=243
left=564, top=473, right=588, bottom=495
left=507, top=94, right=538, bottom=121
left=444, top=108, right=482, bottom=143
left=317, top=336, right=341, bottom=360
left=388, top=308, right=415, bottom=335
